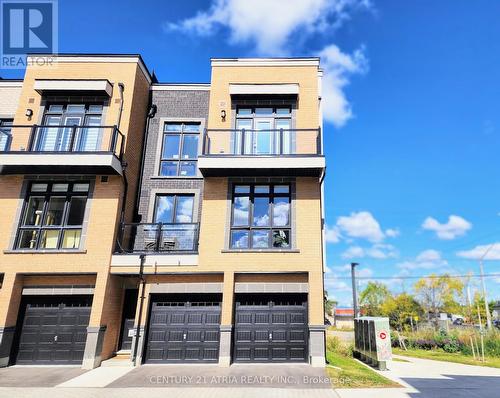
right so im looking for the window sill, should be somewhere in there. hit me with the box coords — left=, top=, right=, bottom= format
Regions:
left=4, top=249, right=88, bottom=254
left=221, top=249, right=300, bottom=253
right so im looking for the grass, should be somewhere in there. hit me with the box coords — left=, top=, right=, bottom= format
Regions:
left=326, top=350, right=401, bottom=388
left=394, top=348, right=500, bottom=369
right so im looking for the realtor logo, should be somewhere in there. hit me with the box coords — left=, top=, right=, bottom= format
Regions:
left=1, top=0, right=58, bottom=68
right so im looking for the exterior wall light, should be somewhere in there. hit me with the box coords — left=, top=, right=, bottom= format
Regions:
left=25, top=109, right=33, bottom=120
left=220, top=109, right=226, bottom=121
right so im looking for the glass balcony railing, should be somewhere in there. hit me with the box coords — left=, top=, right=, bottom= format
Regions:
left=1, top=125, right=125, bottom=158
left=201, top=128, right=322, bottom=156
left=115, top=222, right=200, bottom=253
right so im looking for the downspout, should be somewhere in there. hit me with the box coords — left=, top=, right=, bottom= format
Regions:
left=116, top=83, right=125, bottom=129
left=116, top=83, right=129, bottom=250
left=134, top=102, right=157, bottom=221
left=132, top=254, right=146, bottom=365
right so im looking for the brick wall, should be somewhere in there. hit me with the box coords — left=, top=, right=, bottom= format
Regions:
left=137, top=89, right=209, bottom=223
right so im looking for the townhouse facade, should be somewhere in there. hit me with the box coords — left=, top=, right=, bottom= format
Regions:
left=0, top=55, right=327, bottom=369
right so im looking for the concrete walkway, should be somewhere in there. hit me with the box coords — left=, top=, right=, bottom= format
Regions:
left=0, top=363, right=340, bottom=398
left=337, top=355, right=500, bottom=398
left=0, top=387, right=339, bottom=398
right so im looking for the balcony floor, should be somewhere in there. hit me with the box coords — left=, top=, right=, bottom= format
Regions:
left=0, top=152, right=123, bottom=175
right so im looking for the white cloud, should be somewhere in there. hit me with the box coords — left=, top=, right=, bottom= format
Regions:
left=385, top=228, right=400, bottom=238
left=325, top=225, right=341, bottom=243
left=457, top=243, right=500, bottom=260
left=319, top=44, right=368, bottom=127
left=422, top=215, right=472, bottom=240
left=341, top=246, right=365, bottom=259
left=166, top=0, right=371, bottom=54
left=341, top=243, right=397, bottom=259
left=336, top=211, right=385, bottom=243
left=166, top=0, right=371, bottom=127
left=397, top=249, right=448, bottom=271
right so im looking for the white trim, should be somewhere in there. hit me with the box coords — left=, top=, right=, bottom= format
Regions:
left=211, top=58, right=320, bottom=67
left=229, top=83, right=299, bottom=95
left=150, top=282, right=222, bottom=294
left=234, top=282, right=309, bottom=293
left=0, top=153, right=122, bottom=175
left=151, top=84, right=210, bottom=91
left=26, top=55, right=152, bottom=84
left=0, top=81, right=23, bottom=87
left=198, top=156, right=325, bottom=171
left=34, top=79, right=113, bottom=96
left=110, top=254, right=199, bottom=267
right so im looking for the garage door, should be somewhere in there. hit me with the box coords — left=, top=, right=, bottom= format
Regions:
left=233, top=294, right=308, bottom=362
left=145, top=294, right=221, bottom=363
left=15, top=296, right=92, bottom=365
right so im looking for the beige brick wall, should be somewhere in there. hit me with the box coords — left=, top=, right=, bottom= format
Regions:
left=0, top=85, right=22, bottom=117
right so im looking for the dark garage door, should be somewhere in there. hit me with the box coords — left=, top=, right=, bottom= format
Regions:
left=233, top=294, right=308, bottom=363
left=15, top=296, right=92, bottom=365
left=145, top=294, right=221, bottom=363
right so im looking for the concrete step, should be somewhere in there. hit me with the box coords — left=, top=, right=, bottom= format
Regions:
left=100, top=356, right=134, bottom=367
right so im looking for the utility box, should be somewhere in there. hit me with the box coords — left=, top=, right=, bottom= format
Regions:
left=354, top=317, right=392, bottom=370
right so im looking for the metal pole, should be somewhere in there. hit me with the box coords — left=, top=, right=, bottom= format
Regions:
left=132, top=254, right=146, bottom=366
left=351, top=262, right=359, bottom=318
left=479, top=244, right=494, bottom=329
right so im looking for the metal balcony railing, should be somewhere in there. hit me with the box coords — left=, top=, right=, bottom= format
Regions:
left=116, top=222, right=200, bottom=253
left=202, top=128, right=322, bottom=156
left=1, top=125, right=125, bottom=159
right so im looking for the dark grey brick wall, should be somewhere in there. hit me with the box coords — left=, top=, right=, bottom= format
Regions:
left=138, top=89, right=209, bottom=223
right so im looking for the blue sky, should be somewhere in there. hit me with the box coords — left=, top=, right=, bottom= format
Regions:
left=2, top=0, right=499, bottom=306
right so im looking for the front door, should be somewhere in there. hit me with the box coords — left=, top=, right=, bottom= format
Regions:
left=118, top=289, right=138, bottom=351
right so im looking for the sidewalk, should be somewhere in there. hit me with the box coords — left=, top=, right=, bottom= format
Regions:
left=336, top=355, right=500, bottom=398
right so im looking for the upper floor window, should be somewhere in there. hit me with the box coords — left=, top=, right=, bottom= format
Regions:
left=0, top=119, right=13, bottom=151
left=15, top=182, right=89, bottom=250
left=235, top=107, right=292, bottom=154
left=154, top=194, right=194, bottom=223
left=159, top=122, right=200, bottom=177
left=230, top=184, right=291, bottom=249
left=35, top=103, right=103, bottom=152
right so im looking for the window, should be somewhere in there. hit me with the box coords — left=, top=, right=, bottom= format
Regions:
left=159, top=122, right=200, bottom=176
left=0, top=119, right=13, bottom=151
left=16, top=182, right=89, bottom=250
left=36, top=103, right=103, bottom=152
left=154, top=194, right=194, bottom=223
left=230, top=184, right=291, bottom=249
left=151, top=194, right=197, bottom=251
left=235, top=107, right=292, bottom=154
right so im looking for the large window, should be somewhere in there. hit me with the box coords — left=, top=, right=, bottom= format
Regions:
left=230, top=184, right=291, bottom=249
left=0, top=119, right=13, bottom=151
left=150, top=194, right=197, bottom=251
left=154, top=194, right=194, bottom=223
left=36, top=103, right=103, bottom=152
left=159, top=122, right=200, bottom=177
left=235, top=107, right=292, bottom=155
left=15, top=182, right=89, bottom=250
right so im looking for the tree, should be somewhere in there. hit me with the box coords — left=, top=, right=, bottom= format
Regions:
left=324, top=290, right=337, bottom=316
left=359, top=281, right=391, bottom=316
left=414, top=274, right=464, bottom=322
left=381, top=293, right=424, bottom=330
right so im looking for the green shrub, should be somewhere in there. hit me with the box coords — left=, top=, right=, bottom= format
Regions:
left=326, top=335, right=353, bottom=357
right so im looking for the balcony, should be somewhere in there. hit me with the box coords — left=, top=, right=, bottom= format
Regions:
left=111, top=222, right=200, bottom=272
left=0, top=125, right=125, bottom=175
left=198, top=128, right=325, bottom=177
